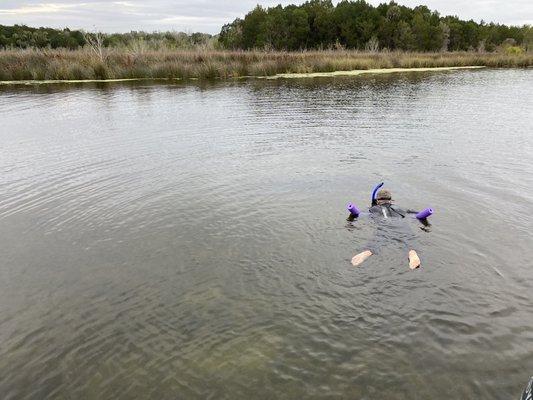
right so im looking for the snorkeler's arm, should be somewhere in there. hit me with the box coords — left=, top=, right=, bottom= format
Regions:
left=408, top=208, right=432, bottom=227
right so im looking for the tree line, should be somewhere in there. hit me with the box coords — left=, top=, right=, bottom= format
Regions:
left=0, top=24, right=214, bottom=50
left=0, top=25, right=85, bottom=49
left=219, top=0, right=532, bottom=52
left=1, top=1, right=531, bottom=53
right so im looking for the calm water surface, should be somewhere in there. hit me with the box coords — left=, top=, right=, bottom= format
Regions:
left=1, top=69, right=532, bottom=399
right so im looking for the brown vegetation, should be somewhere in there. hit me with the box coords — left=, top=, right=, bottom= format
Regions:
left=0, top=48, right=532, bottom=82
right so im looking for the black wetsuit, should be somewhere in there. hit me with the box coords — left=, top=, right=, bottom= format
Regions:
left=522, top=376, right=533, bottom=400
left=363, top=203, right=418, bottom=254
left=369, top=203, right=411, bottom=218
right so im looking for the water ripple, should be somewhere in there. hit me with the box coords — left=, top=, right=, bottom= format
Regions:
left=0, top=70, right=532, bottom=399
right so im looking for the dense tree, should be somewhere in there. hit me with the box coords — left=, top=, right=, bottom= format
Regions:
left=0, top=24, right=213, bottom=50
left=219, top=19, right=244, bottom=49
left=219, top=0, right=531, bottom=52
left=1, top=2, right=530, bottom=53
left=0, top=25, right=86, bottom=49
left=524, top=27, right=533, bottom=52
left=241, top=6, right=268, bottom=48
left=302, top=0, right=336, bottom=48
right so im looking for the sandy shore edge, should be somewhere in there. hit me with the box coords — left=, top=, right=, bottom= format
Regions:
left=265, top=65, right=486, bottom=79
left=0, top=65, right=486, bottom=85
left=0, top=77, right=180, bottom=85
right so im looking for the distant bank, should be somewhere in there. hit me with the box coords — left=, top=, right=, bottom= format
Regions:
left=0, top=49, right=531, bottom=83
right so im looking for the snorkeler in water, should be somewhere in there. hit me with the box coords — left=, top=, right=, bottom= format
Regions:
left=350, top=188, right=422, bottom=269
left=521, top=376, right=533, bottom=400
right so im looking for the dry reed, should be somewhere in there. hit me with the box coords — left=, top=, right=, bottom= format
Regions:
left=0, top=48, right=531, bottom=81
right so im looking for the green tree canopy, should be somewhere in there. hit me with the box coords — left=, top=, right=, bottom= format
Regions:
left=219, top=0, right=531, bottom=52
left=0, top=24, right=213, bottom=50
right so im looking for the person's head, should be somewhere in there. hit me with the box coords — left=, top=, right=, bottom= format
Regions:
left=376, top=188, right=392, bottom=205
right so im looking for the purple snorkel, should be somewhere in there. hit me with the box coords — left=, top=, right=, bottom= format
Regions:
left=371, top=182, right=384, bottom=205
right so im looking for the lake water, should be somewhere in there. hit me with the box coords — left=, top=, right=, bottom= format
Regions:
left=1, top=69, right=532, bottom=399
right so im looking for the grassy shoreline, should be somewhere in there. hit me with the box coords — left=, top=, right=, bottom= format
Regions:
left=0, top=48, right=531, bottom=83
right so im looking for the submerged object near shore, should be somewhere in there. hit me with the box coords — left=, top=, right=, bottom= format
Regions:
left=416, top=208, right=434, bottom=220
left=347, top=203, right=361, bottom=217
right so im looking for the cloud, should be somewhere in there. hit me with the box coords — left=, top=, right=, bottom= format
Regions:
left=0, top=3, right=84, bottom=15
left=0, top=0, right=531, bottom=34
left=383, top=0, right=533, bottom=26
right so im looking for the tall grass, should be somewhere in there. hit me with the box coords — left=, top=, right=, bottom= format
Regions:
left=0, top=48, right=531, bottom=81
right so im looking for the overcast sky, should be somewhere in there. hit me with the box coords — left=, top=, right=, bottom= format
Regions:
left=0, top=1, right=531, bottom=34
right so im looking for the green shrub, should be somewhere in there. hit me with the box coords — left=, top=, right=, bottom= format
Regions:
left=506, top=46, right=523, bottom=55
